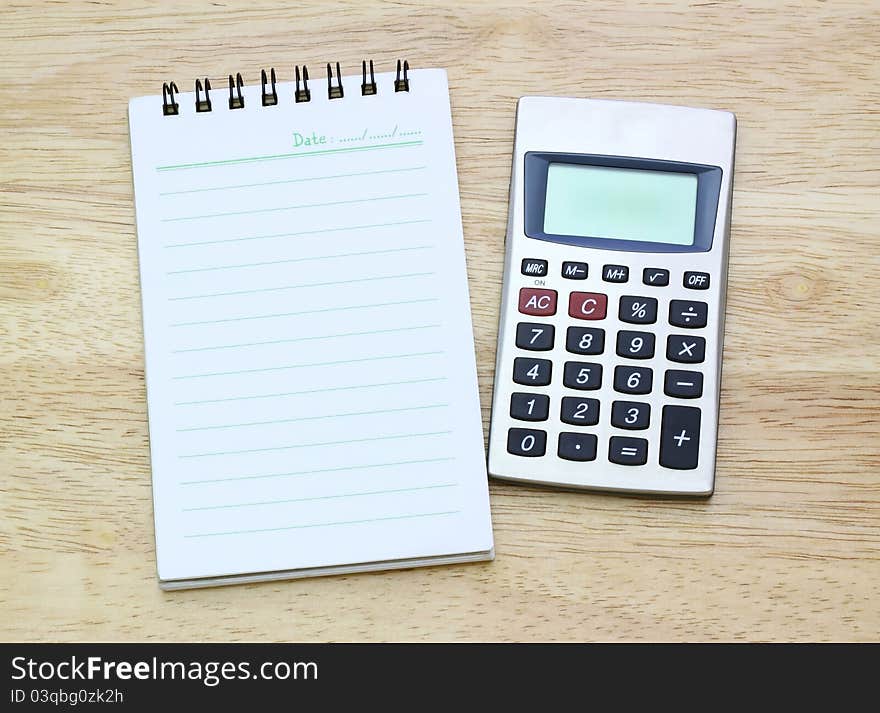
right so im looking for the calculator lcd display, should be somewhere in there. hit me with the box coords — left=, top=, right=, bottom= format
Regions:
left=543, top=163, right=698, bottom=246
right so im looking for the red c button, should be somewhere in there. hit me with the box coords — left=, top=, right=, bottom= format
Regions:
left=518, top=288, right=557, bottom=316
left=569, top=292, right=607, bottom=320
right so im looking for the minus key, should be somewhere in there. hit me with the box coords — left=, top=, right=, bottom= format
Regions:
left=664, top=370, right=703, bottom=399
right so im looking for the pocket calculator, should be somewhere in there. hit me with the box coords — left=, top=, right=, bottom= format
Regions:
left=487, top=97, right=736, bottom=495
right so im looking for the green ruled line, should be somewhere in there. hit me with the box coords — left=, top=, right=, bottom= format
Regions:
left=168, top=271, right=434, bottom=302
left=172, top=324, right=441, bottom=354
left=161, top=192, right=427, bottom=223
left=179, top=455, right=456, bottom=485
left=172, top=350, right=443, bottom=380
left=166, top=245, right=433, bottom=275
left=157, top=140, right=423, bottom=172
left=180, top=430, right=453, bottom=459
left=182, top=483, right=458, bottom=511
left=159, top=165, right=427, bottom=196
left=164, top=218, right=432, bottom=249
left=184, top=510, right=459, bottom=538
left=176, top=403, right=449, bottom=432
left=174, top=377, right=448, bottom=407
left=169, top=297, right=439, bottom=328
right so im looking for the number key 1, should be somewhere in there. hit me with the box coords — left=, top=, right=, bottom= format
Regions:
left=510, top=393, right=550, bottom=421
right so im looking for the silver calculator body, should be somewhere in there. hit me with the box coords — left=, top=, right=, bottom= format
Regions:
left=488, top=97, right=736, bottom=495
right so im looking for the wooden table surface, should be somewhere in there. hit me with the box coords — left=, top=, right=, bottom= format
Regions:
left=1, top=0, right=878, bottom=642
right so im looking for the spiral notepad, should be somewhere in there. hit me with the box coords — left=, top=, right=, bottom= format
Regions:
left=128, top=61, right=494, bottom=589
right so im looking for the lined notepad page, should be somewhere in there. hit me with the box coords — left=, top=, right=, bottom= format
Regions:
left=128, top=69, right=493, bottom=585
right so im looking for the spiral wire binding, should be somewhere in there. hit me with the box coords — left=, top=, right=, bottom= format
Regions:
left=394, top=59, right=410, bottom=92
left=261, top=68, right=277, bottom=106
left=295, top=66, right=311, bottom=103
left=327, top=62, right=344, bottom=100
left=195, top=78, right=212, bottom=112
left=162, top=82, right=179, bottom=115
left=361, top=60, right=377, bottom=96
left=228, top=73, right=245, bottom=110
left=161, top=60, right=411, bottom=114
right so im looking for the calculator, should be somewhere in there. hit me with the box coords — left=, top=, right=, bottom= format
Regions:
left=487, top=97, right=736, bottom=495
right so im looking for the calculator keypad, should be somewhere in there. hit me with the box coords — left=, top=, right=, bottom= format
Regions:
left=505, top=259, right=712, bottom=475
left=560, top=397, right=600, bottom=426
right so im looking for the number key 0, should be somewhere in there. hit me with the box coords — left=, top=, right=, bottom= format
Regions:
left=507, top=428, right=547, bottom=457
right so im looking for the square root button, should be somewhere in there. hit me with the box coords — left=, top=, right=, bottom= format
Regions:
left=568, top=292, right=607, bottom=320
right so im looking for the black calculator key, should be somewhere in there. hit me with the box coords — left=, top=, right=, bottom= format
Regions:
left=513, top=357, right=552, bottom=385
left=643, top=268, right=670, bottom=286
left=515, top=322, right=555, bottom=351
left=609, top=436, right=648, bottom=465
left=560, top=397, right=600, bottom=426
left=510, top=393, right=550, bottom=421
left=667, top=335, right=706, bottom=364
left=619, top=295, right=658, bottom=324
left=566, top=326, right=605, bottom=355
left=664, top=370, right=703, bottom=399
left=616, top=330, right=655, bottom=359
left=684, top=271, right=710, bottom=290
left=521, top=258, right=548, bottom=277
left=507, top=428, right=547, bottom=457
left=660, top=405, right=701, bottom=470
left=558, top=432, right=598, bottom=462
left=669, top=300, right=708, bottom=328
left=561, top=261, right=588, bottom=279
left=563, top=361, right=602, bottom=390
left=603, top=264, right=629, bottom=283
left=611, top=401, right=651, bottom=430
left=613, top=365, right=653, bottom=395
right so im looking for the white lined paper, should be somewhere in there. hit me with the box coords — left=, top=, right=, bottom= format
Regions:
left=129, top=69, right=492, bottom=585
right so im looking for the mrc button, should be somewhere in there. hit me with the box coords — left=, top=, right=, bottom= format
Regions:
left=684, top=271, right=710, bottom=289
left=568, top=292, right=607, bottom=320
left=518, top=288, right=557, bottom=316
left=521, top=258, right=548, bottom=277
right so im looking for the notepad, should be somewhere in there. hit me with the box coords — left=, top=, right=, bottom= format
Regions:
left=128, top=67, right=493, bottom=589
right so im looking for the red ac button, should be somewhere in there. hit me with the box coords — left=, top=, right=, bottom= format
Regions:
left=518, top=288, right=557, bottom=316
left=568, top=292, right=607, bottom=320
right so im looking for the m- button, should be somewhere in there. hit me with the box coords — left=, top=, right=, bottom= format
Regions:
left=568, top=292, right=608, bottom=320
left=518, top=288, right=557, bottom=316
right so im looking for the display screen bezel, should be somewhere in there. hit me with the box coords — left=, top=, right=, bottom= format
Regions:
left=523, top=152, right=723, bottom=253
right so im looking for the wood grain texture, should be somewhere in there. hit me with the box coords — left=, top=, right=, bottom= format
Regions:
left=1, top=0, right=878, bottom=642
